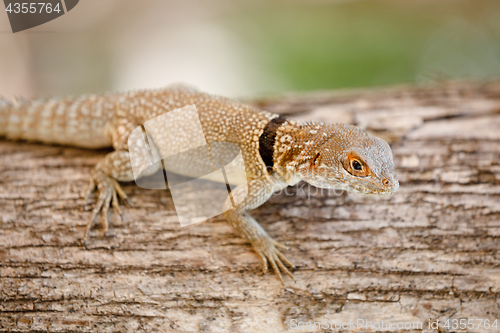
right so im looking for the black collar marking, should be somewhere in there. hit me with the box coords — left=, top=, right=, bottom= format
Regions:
left=259, top=115, right=287, bottom=172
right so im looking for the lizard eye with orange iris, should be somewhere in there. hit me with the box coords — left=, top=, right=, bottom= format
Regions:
left=351, top=159, right=363, bottom=171
left=345, top=153, right=370, bottom=177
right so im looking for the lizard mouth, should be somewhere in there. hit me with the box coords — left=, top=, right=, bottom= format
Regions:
left=347, top=182, right=399, bottom=196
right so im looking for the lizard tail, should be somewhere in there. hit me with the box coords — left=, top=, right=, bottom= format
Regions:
left=0, top=97, right=48, bottom=142
left=0, top=95, right=114, bottom=149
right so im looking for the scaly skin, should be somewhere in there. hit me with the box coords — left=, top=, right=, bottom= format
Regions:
left=0, top=85, right=399, bottom=285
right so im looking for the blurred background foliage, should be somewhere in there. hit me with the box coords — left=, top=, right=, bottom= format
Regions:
left=1, top=0, right=500, bottom=99
left=230, top=0, right=500, bottom=91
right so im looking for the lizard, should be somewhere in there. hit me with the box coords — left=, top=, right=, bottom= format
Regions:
left=0, top=85, right=399, bottom=285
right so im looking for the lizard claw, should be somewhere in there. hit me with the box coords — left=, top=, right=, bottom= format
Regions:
left=252, top=234, right=295, bottom=286
left=83, top=170, right=127, bottom=244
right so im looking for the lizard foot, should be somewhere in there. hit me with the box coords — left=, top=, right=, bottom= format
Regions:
left=251, top=234, right=295, bottom=286
left=83, top=169, right=128, bottom=244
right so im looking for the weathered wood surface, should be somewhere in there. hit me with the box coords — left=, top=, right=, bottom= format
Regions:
left=1, top=81, right=500, bottom=332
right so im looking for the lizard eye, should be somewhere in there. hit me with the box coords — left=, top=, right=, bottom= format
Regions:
left=345, top=153, right=370, bottom=177
left=351, top=160, right=362, bottom=171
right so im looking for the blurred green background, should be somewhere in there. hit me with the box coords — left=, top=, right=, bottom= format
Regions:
left=229, top=0, right=500, bottom=91
left=1, top=0, right=499, bottom=99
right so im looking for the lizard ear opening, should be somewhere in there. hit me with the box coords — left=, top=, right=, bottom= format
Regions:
left=344, top=152, right=369, bottom=177
left=311, top=152, right=321, bottom=168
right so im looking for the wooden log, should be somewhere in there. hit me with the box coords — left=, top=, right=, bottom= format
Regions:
left=1, top=81, right=499, bottom=332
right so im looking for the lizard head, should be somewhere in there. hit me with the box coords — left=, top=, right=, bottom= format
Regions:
left=290, top=124, right=399, bottom=196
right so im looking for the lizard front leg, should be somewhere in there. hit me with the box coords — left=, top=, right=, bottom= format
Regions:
left=224, top=174, right=295, bottom=285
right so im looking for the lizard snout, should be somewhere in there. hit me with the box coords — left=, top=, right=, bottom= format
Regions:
left=382, top=175, right=399, bottom=192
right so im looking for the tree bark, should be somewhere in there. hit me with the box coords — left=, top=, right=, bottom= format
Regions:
left=1, top=80, right=499, bottom=332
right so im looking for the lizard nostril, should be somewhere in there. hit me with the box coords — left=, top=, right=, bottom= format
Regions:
left=382, top=179, right=390, bottom=186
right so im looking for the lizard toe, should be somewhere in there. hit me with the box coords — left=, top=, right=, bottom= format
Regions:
left=83, top=170, right=127, bottom=244
left=273, top=239, right=290, bottom=251
left=252, top=234, right=295, bottom=286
